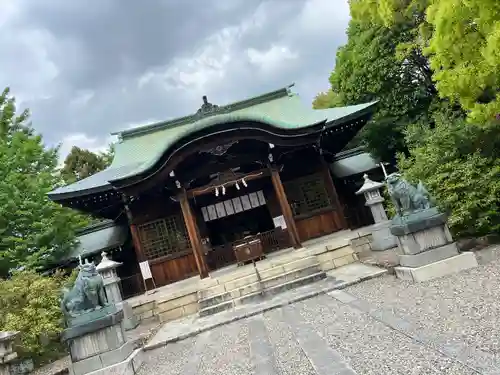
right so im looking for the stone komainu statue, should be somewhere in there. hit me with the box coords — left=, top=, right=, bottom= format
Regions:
left=386, top=173, right=432, bottom=215
left=61, top=262, right=108, bottom=320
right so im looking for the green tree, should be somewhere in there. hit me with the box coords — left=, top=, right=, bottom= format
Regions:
left=350, top=0, right=500, bottom=124
left=0, top=88, right=89, bottom=276
left=101, top=142, right=115, bottom=166
left=327, top=19, right=437, bottom=161
left=61, top=146, right=112, bottom=184
left=0, top=271, right=68, bottom=363
left=349, top=0, right=429, bottom=28
left=425, top=0, right=500, bottom=124
left=399, top=114, right=500, bottom=237
left=312, top=90, right=343, bottom=109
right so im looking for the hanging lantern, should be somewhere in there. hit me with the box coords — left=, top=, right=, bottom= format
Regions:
left=215, top=187, right=219, bottom=197
left=222, top=185, right=226, bottom=195
left=235, top=182, right=240, bottom=190
left=242, top=178, right=248, bottom=187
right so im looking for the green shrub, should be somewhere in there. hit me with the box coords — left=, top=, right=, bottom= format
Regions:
left=399, top=115, right=500, bottom=238
left=0, top=271, right=69, bottom=364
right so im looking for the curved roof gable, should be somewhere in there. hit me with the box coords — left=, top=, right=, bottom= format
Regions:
left=48, top=85, right=377, bottom=200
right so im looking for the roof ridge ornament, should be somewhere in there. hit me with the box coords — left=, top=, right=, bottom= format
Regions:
left=196, top=95, right=221, bottom=118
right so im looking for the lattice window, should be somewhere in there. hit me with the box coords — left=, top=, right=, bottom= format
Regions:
left=284, top=173, right=332, bottom=216
left=137, top=215, right=191, bottom=260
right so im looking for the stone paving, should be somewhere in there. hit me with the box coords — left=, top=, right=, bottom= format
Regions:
left=138, top=292, right=488, bottom=375
left=138, top=254, right=500, bottom=375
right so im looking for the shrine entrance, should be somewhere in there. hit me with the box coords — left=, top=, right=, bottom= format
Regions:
left=193, top=177, right=291, bottom=271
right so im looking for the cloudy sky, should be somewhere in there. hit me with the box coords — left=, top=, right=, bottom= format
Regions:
left=0, top=0, right=350, bottom=160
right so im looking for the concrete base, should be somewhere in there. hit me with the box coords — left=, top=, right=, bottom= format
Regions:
left=0, top=359, right=33, bottom=375
left=117, top=302, right=139, bottom=331
left=395, top=252, right=478, bottom=282
left=399, top=243, right=459, bottom=268
left=69, top=341, right=134, bottom=375
left=370, top=221, right=398, bottom=251
left=63, top=308, right=138, bottom=375
left=79, top=349, right=144, bottom=375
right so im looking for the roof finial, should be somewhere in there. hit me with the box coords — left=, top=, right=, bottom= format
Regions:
left=196, top=95, right=220, bottom=118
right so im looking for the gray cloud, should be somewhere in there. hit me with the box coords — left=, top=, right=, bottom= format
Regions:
left=0, top=0, right=350, bottom=158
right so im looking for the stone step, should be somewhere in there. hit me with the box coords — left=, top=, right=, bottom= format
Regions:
left=198, top=299, right=234, bottom=318
left=198, top=262, right=322, bottom=310
left=198, top=255, right=320, bottom=300
left=198, top=269, right=326, bottom=317
left=198, top=291, right=232, bottom=311
left=235, top=271, right=327, bottom=306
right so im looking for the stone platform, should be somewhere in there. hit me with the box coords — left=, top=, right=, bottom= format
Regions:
left=128, top=230, right=362, bottom=324
left=144, top=263, right=387, bottom=350
left=390, top=207, right=478, bottom=282
left=395, top=252, right=478, bottom=282
left=62, top=308, right=143, bottom=375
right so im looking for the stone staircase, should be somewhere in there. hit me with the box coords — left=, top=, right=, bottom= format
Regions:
left=131, top=231, right=360, bottom=323
left=197, top=255, right=326, bottom=317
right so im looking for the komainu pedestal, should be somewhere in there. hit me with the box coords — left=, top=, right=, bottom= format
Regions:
left=61, top=263, right=142, bottom=375
left=386, top=173, right=478, bottom=282
left=62, top=308, right=135, bottom=375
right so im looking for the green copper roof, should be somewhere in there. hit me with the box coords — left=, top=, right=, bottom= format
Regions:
left=63, top=220, right=128, bottom=261
left=331, top=150, right=379, bottom=178
left=109, top=95, right=376, bottom=175
left=49, top=85, right=377, bottom=200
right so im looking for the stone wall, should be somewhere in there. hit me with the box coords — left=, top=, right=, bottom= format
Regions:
left=312, top=245, right=358, bottom=272
left=131, top=290, right=199, bottom=325
left=349, top=234, right=373, bottom=254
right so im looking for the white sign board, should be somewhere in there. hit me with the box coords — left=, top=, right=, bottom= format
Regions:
left=273, top=215, right=287, bottom=229
left=139, top=261, right=153, bottom=280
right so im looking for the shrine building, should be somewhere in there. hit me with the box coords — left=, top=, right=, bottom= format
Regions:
left=48, top=84, right=380, bottom=294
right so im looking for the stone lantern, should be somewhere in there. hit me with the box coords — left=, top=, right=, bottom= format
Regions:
left=96, top=251, right=122, bottom=303
left=356, top=174, right=397, bottom=251
left=0, top=331, right=19, bottom=364
left=96, top=252, right=138, bottom=331
left=356, top=174, right=387, bottom=223
left=0, top=331, right=33, bottom=375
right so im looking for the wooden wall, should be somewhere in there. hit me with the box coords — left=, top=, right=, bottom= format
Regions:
left=295, top=210, right=344, bottom=242
left=149, top=252, right=199, bottom=286
left=129, top=189, right=200, bottom=287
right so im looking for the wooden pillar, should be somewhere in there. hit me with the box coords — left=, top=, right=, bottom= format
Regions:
left=320, top=156, right=348, bottom=229
left=269, top=166, right=302, bottom=249
left=178, top=188, right=209, bottom=279
left=123, top=196, right=146, bottom=261
left=129, top=224, right=146, bottom=261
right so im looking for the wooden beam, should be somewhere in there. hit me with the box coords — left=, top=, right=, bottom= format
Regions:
left=178, top=188, right=209, bottom=278
left=187, top=168, right=269, bottom=198
left=269, top=166, right=302, bottom=249
left=320, top=156, right=348, bottom=229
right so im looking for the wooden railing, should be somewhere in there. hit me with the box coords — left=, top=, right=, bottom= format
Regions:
left=258, top=228, right=290, bottom=254
left=206, top=228, right=291, bottom=270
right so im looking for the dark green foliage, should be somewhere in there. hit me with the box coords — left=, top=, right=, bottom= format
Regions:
left=61, top=146, right=112, bottom=184
left=399, top=115, right=500, bottom=237
left=325, top=20, right=437, bottom=161
left=0, top=88, right=89, bottom=276
left=0, top=271, right=70, bottom=364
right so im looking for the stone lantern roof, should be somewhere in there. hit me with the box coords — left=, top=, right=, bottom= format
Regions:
left=96, top=252, right=122, bottom=272
left=355, top=174, right=384, bottom=195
